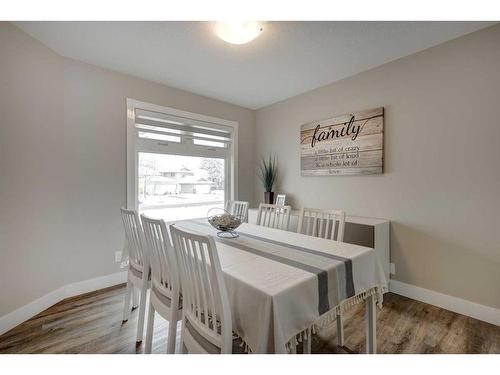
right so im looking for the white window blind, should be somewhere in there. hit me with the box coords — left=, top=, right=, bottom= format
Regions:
left=134, top=108, right=232, bottom=149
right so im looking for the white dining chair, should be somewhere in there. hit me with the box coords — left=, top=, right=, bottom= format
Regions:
left=170, top=225, right=244, bottom=354
left=120, top=208, right=150, bottom=343
left=225, top=200, right=249, bottom=222
left=297, top=207, right=346, bottom=352
left=141, top=215, right=182, bottom=354
left=256, top=203, right=292, bottom=231
left=297, top=208, right=346, bottom=241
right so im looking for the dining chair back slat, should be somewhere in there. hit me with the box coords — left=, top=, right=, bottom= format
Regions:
left=141, top=216, right=178, bottom=301
left=297, top=208, right=346, bottom=242
left=256, top=203, right=291, bottom=231
left=170, top=225, right=233, bottom=354
left=225, top=200, right=249, bottom=222
left=121, top=208, right=147, bottom=270
left=141, top=215, right=182, bottom=354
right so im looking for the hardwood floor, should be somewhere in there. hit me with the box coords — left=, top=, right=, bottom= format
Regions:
left=1, top=284, right=499, bottom=354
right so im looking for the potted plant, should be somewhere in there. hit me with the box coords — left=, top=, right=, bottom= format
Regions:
left=259, top=154, right=278, bottom=204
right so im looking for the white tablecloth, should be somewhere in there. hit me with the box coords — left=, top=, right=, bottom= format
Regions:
left=174, top=219, right=387, bottom=354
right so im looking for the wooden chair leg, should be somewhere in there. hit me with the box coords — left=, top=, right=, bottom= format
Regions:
left=167, top=309, right=179, bottom=354
left=136, top=281, right=148, bottom=342
left=144, top=299, right=155, bottom=354
left=179, top=316, right=187, bottom=354
left=365, top=294, right=377, bottom=354
left=122, top=280, right=132, bottom=322
left=132, top=286, right=139, bottom=308
left=336, top=313, right=345, bottom=346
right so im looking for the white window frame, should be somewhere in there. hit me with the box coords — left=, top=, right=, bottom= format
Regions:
left=126, top=98, right=239, bottom=210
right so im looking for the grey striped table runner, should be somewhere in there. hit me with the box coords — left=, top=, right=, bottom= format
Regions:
left=183, top=219, right=355, bottom=316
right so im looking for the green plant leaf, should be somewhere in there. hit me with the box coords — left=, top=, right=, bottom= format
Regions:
left=258, top=153, right=278, bottom=192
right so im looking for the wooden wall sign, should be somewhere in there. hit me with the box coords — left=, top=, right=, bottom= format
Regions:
left=300, top=107, right=384, bottom=176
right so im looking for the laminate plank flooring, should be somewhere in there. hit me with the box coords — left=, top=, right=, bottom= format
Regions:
left=1, top=285, right=499, bottom=354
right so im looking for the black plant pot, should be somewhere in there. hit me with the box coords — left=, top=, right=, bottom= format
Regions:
left=264, top=191, right=274, bottom=204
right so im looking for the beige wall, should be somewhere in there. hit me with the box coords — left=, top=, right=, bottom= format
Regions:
left=0, top=22, right=66, bottom=317
left=0, top=22, right=255, bottom=316
left=254, top=24, right=500, bottom=309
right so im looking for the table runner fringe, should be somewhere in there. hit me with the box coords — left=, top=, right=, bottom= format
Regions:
left=206, top=315, right=254, bottom=353
left=314, top=285, right=384, bottom=331
left=238, top=337, right=253, bottom=353
left=286, top=286, right=385, bottom=353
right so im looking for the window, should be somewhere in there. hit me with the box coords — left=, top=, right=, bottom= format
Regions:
left=127, top=99, right=238, bottom=221
left=138, top=153, right=225, bottom=220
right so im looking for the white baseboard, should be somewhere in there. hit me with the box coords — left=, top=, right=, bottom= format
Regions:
left=389, top=280, right=500, bottom=327
left=0, top=271, right=127, bottom=336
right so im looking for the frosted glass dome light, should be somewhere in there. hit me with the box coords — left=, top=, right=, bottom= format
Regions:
left=215, top=21, right=263, bottom=45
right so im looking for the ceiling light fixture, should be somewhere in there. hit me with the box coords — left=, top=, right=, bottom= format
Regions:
left=215, top=21, right=263, bottom=45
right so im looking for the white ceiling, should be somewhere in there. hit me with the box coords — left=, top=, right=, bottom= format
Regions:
left=14, top=21, right=495, bottom=109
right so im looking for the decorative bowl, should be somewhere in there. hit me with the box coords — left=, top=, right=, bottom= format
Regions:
left=207, top=208, right=243, bottom=238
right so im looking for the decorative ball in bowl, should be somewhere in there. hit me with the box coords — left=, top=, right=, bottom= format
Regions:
left=207, top=208, right=243, bottom=238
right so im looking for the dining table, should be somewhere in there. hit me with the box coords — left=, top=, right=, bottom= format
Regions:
left=172, top=218, right=388, bottom=354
